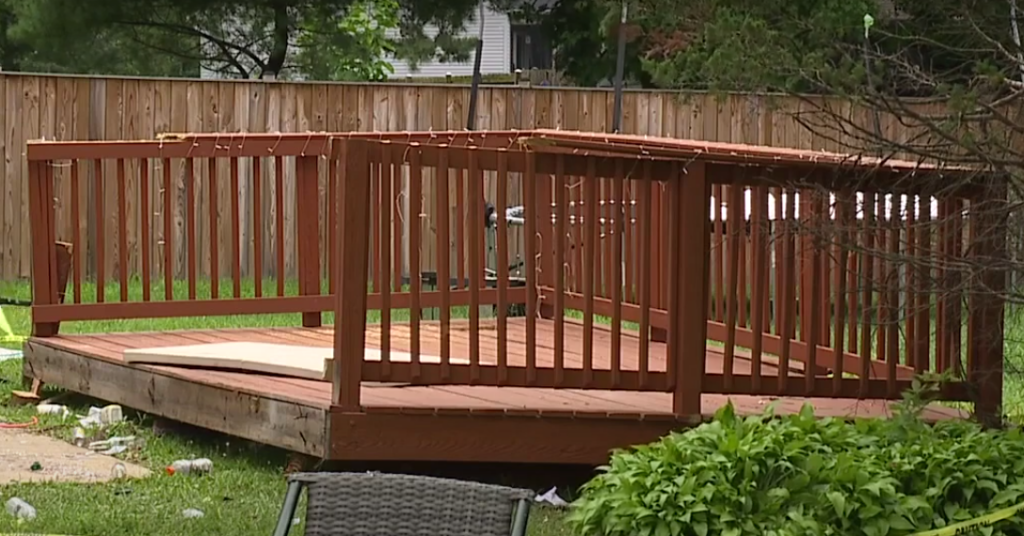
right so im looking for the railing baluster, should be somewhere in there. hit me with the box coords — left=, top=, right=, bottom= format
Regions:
left=468, top=150, right=482, bottom=382
left=186, top=159, right=196, bottom=300
left=750, top=186, right=768, bottom=391
left=409, top=145, right=422, bottom=378
left=554, top=155, right=567, bottom=385
left=833, top=189, right=852, bottom=395
left=724, top=183, right=741, bottom=390
left=778, top=186, right=796, bottom=394
left=772, top=187, right=783, bottom=334
left=253, top=157, right=263, bottom=298
left=70, top=159, right=82, bottom=304
left=140, top=160, right=151, bottom=302
left=456, top=165, right=466, bottom=291
left=380, top=145, right=393, bottom=380
left=713, top=184, right=724, bottom=322
left=436, top=149, right=451, bottom=380
left=325, top=154, right=335, bottom=296
left=230, top=157, right=241, bottom=298
left=116, top=158, right=129, bottom=302
left=805, top=192, right=823, bottom=395
left=162, top=158, right=173, bottom=301
left=524, top=151, right=538, bottom=384
left=638, top=163, right=652, bottom=386
left=737, top=186, right=748, bottom=329
left=583, top=157, right=597, bottom=386
left=208, top=158, right=219, bottom=299
left=859, top=192, right=875, bottom=396
left=611, top=160, right=625, bottom=388
left=916, top=195, right=931, bottom=373
left=392, top=153, right=402, bottom=298
left=886, top=198, right=901, bottom=396
left=274, top=155, right=285, bottom=297
left=496, top=151, right=510, bottom=385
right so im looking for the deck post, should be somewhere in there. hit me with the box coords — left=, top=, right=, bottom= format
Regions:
left=28, top=160, right=59, bottom=337
left=332, top=139, right=372, bottom=411
left=967, top=176, right=1007, bottom=426
left=296, top=155, right=323, bottom=328
left=672, top=161, right=710, bottom=417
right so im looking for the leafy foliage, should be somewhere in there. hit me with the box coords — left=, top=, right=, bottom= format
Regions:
left=296, top=0, right=398, bottom=81
left=568, top=376, right=1024, bottom=536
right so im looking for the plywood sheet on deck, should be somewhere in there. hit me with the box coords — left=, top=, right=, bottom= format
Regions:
left=124, top=342, right=335, bottom=380
left=123, top=341, right=468, bottom=381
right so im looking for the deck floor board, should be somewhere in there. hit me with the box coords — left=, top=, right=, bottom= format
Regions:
left=28, top=321, right=963, bottom=421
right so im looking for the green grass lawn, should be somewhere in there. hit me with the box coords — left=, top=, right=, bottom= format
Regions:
left=0, top=278, right=573, bottom=536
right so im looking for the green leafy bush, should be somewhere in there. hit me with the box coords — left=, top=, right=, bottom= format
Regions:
left=568, top=384, right=1024, bottom=536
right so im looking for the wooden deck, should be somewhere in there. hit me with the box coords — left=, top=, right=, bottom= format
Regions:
left=22, top=320, right=967, bottom=465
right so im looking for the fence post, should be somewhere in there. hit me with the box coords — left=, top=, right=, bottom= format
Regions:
left=968, top=177, right=1007, bottom=426
left=28, top=160, right=58, bottom=337
left=332, top=139, right=372, bottom=412
left=672, top=161, right=710, bottom=417
left=296, top=155, right=323, bottom=327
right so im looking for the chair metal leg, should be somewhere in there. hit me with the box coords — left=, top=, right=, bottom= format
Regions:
left=511, top=499, right=532, bottom=536
left=272, top=481, right=304, bottom=536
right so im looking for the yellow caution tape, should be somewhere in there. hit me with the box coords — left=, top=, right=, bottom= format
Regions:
left=911, top=499, right=1024, bottom=536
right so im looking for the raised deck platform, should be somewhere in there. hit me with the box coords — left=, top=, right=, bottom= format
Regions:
left=23, top=320, right=966, bottom=465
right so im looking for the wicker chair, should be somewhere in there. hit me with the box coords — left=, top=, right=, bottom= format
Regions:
left=272, top=472, right=534, bottom=536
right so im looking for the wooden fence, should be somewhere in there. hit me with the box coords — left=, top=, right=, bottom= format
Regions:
left=0, top=72, right=940, bottom=282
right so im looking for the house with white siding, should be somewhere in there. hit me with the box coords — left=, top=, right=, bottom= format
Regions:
left=385, top=3, right=553, bottom=79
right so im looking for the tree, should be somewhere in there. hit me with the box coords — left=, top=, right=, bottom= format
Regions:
left=0, top=0, right=502, bottom=79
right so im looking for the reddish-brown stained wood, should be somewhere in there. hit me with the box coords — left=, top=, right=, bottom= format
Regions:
left=140, top=160, right=151, bottom=302
left=70, top=160, right=82, bottom=304
left=371, top=160, right=382, bottom=295
left=574, top=174, right=584, bottom=295
left=455, top=166, right=466, bottom=291
left=28, top=162, right=52, bottom=332
left=736, top=186, right=747, bottom=329
left=467, top=150, right=482, bottom=382
left=723, top=184, right=742, bottom=390
left=274, top=156, right=285, bottom=297
left=886, top=207, right=900, bottom=396
left=524, top=151, right=538, bottom=383
left=116, top=159, right=129, bottom=301
left=915, top=195, right=931, bottom=373
left=805, top=193, right=823, bottom=396
left=391, top=154, right=402, bottom=296
left=379, top=148, right=393, bottom=379
left=409, top=147, right=423, bottom=377
left=207, top=158, right=219, bottom=299
left=326, top=155, right=336, bottom=296
left=229, top=157, right=241, bottom=298
left=666, top=165, right=683, bottom=393
left=583, top=158, right=598, bottom=385
left=332, top=139, right=372, bottom=410
left=859, top=192, right=875, bottom=396
left=772, top=188, right=783, bottom=335
left=750, top=186, right=768, bottom=391
left=436, top=149, right=452, bottom=378
left=553, top=155, right=567, bottom=384
left=296, top=155, right=322, bottom=327
left=623, top=181, right=634, bottom=304
left=673, top=161, right=710, bottom=416
left=496, top=151, right=510, bottom=384
left=833, top=190, right=851, bottom=395
left=162, top=158, right=173, bottom=301
left=637, top=164, right=653, bottom=386
left=611, top=161, right=625, bottom=387
left=185, top=159, right=196, bottom=300
left=253, top=157, right=263, bottom=298
left=713, top=183, right=724, bottom=322
left=778, top=187, right=797, bottom=394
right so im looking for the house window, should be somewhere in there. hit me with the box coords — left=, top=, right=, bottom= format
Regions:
left=510, top=24, right=552, bottom=70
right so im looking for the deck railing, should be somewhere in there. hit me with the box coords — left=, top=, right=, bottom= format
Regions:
left=26, top=130, right=1005, bottom=421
